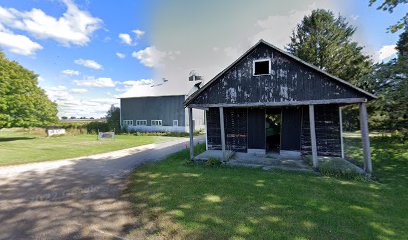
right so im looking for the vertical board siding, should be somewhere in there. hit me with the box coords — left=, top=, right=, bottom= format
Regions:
left=207, top=107, right=248, bottom=152
left=224, top=108, right=248, bottom=152
left=281, top=107, right=302, bottom=151
left=248, top=108, right=266, bottom=149
left=301, top=105, right=341, bottom=156
left=190, top=43, right=363, bottom=106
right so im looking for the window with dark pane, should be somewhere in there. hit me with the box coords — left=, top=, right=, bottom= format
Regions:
left=254, top=60, right=270, bottom=75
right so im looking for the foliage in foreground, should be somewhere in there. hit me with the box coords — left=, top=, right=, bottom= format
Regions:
left=126, top=135, right=408, bottom=240
left=0, top=51, right=58, bottom=128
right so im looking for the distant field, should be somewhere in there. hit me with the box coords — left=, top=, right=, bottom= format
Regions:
left=0, top=128, right=177, bottom=166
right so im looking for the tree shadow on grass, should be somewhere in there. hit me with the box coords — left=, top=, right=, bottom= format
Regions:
left=0, top=137, right=36, bottom=142
left=125, top=142, right=408, bottom=240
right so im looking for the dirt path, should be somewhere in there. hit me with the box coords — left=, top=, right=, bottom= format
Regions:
left=0, top=136, right=204, bottom=240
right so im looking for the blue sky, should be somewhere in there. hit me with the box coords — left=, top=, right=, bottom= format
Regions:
left=0, top=0, right=406, bottom=117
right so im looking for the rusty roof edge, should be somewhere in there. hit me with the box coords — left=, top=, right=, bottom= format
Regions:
left=184, top=39, right=377, bottom=107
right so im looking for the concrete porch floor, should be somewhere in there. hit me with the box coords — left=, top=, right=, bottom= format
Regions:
left=194, top=150, right=314, bottom=173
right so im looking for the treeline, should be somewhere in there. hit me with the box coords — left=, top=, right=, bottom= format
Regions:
left=287, top=8, right=407, bottom=134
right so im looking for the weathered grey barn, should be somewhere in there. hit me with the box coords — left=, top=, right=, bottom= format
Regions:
left=185, top=40, right=376, bottom=174
left=120, top=95, right=205, bottom=133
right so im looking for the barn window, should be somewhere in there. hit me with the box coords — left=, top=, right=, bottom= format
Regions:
left=253, top=59, right=271, bottom=76
left=136, top=120, right=147, bottom=126
left=123, top=120, right=133, bottom=126
left=151, top=120, right=162, bottom=126
left=173, top=120, right=178, bottom=126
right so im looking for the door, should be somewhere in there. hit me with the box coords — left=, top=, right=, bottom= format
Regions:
left=248, top=108, right=265, bottom=150
left=280, top=107, right=302, bottom=151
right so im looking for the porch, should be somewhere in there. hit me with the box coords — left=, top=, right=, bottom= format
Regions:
left=194, top=149, right=365, bottom=174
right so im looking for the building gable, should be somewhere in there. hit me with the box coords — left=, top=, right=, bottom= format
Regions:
left=186, top=40, right=375, bottom=107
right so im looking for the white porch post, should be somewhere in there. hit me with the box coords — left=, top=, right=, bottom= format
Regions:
left=309, top=105, right=318, bottom=168
left=188, top=107, right=194, bottom=160
left=359, top=102, right=372, bottom=174
left=339, top=106, right=345, bottom=159
left=219, top=107, right=226, bottom=161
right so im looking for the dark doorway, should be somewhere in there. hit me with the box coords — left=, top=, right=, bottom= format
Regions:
left=265, top=108, right=281, bottom=152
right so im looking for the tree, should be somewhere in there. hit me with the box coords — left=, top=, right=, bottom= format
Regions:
left=364, top=27, right=408, bottom=132
left=61, top=116, right=68, bottom=120
left=369, top=0, right=408, bottom=32
left=106, top=104, right=120, bottom=132
left=0, top=52, right=58, bottom=128
left=286, top=9, right=373, bottom=86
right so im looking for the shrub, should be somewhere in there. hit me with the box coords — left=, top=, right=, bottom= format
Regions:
left=86, top=121, right=110, bottom=134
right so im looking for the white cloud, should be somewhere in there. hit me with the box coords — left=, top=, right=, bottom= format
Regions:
left=45, top=85, right=118, bottom=118
left=74, top=58, right=103, bottom=70
left=62, top=69, right=80, bottom=76
left=133, top=29, right=145, bottom=39
left=119, top=33, right=132, bottom=45
left=0, top=26, right=42, bottom=55
left=70, top=88, right=88, bottom=94
left=132, top=46, right=179, bottom=67
left=378, top=45, right=398, bottom=62
left=73, top=76, right=116, bottom=87
left=122, top=79, right=154, bottom=87
left=0, top=0, right=102, bottom=46
left=116, top=52, right=125, bottom=59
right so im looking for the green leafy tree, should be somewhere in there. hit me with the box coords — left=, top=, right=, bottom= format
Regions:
left=369, top=0, right=408, bottom=32
left=364, top=28, right=408, bottom=132
left=286, top=9, right=373, bottom=86
left=0, top=51, right=58, bottom=128
left=106, top=104, right=120, bottom=132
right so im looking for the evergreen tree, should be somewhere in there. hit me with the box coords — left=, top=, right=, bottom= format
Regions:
left=364, top=28, right=408, bottom=132
left=0, top=51, right=58, bottom=128
left=286, top=9, right=373, bottom=85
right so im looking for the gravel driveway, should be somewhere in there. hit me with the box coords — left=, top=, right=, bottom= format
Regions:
left=0, top=136, right=203, bottom=240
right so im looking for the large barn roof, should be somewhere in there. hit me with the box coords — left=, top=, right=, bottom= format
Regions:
left=185, top=39, right=376, bottom=107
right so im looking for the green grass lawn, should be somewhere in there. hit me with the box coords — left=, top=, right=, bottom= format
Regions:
left=126, top=135, right=408, bottom=240
left=0, top=128, right=176, bottom=166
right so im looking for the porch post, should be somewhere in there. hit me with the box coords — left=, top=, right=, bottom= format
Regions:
left=219, top=107, right=226, bottom=161
left=188, top=107, right=194, bottom=160
left=339, top=106, right=345, bottom=159
left=309, top=105, right=318, bottom=168
left=359, top=102, right=372, bottom=174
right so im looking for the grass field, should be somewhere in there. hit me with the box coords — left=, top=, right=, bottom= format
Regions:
left=0, top=128, right=176, bottom=166
left=126, top=135, right=408, bottom=240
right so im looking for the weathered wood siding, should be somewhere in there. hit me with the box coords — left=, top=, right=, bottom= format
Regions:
left=301, top=105, right=341, bottom=156
left=206, top=107, right=248, bottom=152
left=190, top=43, right=364, bottom=106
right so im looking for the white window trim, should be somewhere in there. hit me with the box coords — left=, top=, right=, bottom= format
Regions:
left=253, top=58, right=271, bottom=76
left=123, top=120, right=133, bottom=126
left=173, top=120, right=178, bottom=126
left=136, top=120, right=147, bottom=126
left=151, top=120, right=162, bottom=126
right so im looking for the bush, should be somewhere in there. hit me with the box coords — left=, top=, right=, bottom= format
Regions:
left=86, top=121, right=110, bottom=134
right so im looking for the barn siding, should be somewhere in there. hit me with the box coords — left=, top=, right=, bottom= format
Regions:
left=301, top=105, right=341, bottom=156
left=190, top=43, right=364, bottom=106
left=206, top=107, right=248, bottom=152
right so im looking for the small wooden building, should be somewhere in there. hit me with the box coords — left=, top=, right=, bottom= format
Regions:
left=185, top=40, right=376, bottom=174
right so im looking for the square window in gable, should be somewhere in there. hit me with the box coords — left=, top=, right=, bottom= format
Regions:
left=253, top=59, right=271, bottom=76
